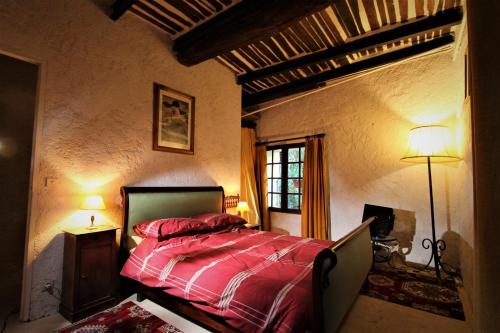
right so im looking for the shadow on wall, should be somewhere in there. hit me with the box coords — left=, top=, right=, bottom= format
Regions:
left=441, top=230, right=461, bottom=269
left=391, top=208, right=416, bottom=261
left=30, top=233, right=65, bottom=319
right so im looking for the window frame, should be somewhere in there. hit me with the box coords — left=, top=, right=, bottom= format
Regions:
left=266, top=142, right=305, bottom=214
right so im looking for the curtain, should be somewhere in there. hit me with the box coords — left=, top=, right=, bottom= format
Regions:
left=240, top=128, right=260, bottom=225
left=255, top=146, right=270, bottom=231
left=301, top=136, right=329, bottom=240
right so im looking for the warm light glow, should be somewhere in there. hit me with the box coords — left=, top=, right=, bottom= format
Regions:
left=81, top=195, right=106, bottom=210
left=236, top=201, right=250, bottom=213
left=401, top=125, right=460, bottom=163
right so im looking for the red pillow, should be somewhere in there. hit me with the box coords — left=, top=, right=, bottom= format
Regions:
left=158, top=218, right=211, bottom=240
left=133, top=220, right=162, bottom=238
left=193, top=213, right=247, bottom=229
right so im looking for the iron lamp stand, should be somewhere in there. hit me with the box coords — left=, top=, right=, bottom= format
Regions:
left=420, top=156, right=454, bottom=282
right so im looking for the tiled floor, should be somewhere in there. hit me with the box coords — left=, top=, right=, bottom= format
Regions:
left=5, top=293, right=472, bottom=333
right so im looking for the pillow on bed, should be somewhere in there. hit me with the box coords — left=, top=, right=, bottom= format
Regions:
left=133, top=219, right=163, bottom=238
left=193, top=213, right=247, bottom=229
left=158, top=218, right=211, bottom=240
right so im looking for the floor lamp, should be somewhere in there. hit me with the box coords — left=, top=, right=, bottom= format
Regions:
left=401, top=125, right=460, bottom=281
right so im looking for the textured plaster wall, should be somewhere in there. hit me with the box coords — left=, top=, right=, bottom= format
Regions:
left=257, top=51, right=473, bottom=277
left=0, top=0, right=241, bottom=319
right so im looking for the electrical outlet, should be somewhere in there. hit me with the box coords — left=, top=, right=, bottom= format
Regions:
left=43, top=281, right=54, bottom=295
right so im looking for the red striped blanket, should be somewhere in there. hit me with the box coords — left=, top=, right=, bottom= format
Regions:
left=121, top=227, right=333, bottom=332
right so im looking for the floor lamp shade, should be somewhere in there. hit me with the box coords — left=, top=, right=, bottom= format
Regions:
left=401, top=125, right=460, bottom=163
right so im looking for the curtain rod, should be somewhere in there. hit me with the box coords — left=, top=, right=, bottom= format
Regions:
left=256, top=133, right=325, bottom=146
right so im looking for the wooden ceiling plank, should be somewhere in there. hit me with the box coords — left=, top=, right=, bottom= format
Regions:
left=224, top=52, right=252, bottom=72
left=173, top=0, right=331, bottom=66
left=444, top=0, right=453, bottom=9
left=272, top=34, right=296, bottom=58
left=234, top=49, right=261, bottom=69
left=282, top=29, right=307, bottom=54
left=129, top=7, right=176, bottom=34
left=303, top=17, right=330, bottom=49
left=415, top=0, right=425, bottom=17
left=110, top=0, right=139, bottom=20
left=218, top=0, right=231, bottom=5
left=242, top=35, right=454, bottom=108
left=216, top=55, right=242, bottom=74
left=332, top=1, right=360, bottom=37
left=202, top=0, right=223, bottom=12
left=237, top=7, right=462, bottom=84
left=325, top=7, right=349, bottom=41
left=184, top=0, right=212, bottom=17
left=362, top=0, right=382, bottom=30
left=385, top=0, right=397, bottom=23
left=376, top=0, right=388, bottom=25
left=167, top=0, right=204, bottom=22
left=347, top=0, right=367, bottom=33
left=311, top=14, right=336, bottom=46
left=259, top=39, right=285, bottom=62
left=144, top=0, right=192, bottom=27
left=437, top=0, right=445, bottom=11
left=428, top=0, right=436, bottom=15
left=240, top=46, right=268, bottom=68
left=135, top=1, right=184, bottom=32
left=399, top=0, right=408, bottom=21
left=318, top=11, right=343, bottom=44
left=249, top=44, right=273, bottom=65
left=292, top=22, right=323, bottom=51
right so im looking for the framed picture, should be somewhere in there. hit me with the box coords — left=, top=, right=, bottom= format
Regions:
left=153, top=83, right=195, bottom=154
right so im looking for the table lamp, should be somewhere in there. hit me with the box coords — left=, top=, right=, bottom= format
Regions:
left=236, top=201, right=250, bottom=217
left=401, top=125, right=460, bottom=281
left=81, top=194, right=106, bottom=229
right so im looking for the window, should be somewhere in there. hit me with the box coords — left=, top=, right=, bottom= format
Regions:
left=267, top=143, right=305, bottom=213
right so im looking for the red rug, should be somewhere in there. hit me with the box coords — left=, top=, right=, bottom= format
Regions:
left=360, top=265, right=465, bottom=321
left=57, top=301, right=184, bottom=333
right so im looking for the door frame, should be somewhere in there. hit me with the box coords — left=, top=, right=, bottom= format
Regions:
left=0, top=47, right=46, bottom=321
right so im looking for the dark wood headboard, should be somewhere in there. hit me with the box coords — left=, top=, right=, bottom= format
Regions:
left=120, top=186, right=225, bottom=263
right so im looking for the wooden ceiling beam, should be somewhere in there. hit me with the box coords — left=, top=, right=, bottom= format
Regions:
left=110, top=0, right=139, bottom=21
left=172, top=0, right=332, bottom=66
left=237, top=7, right=463, bottom=85
left=242, top=35, right=455, bottom=109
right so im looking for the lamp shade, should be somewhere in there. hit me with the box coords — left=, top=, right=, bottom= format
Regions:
left=81, top=194, right=106, bottom=210
left=401, top=125, right=460, bottom=163
left=236, top=201, right=250, bottom=213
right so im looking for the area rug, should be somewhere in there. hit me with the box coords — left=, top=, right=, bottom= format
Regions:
left=56, top=301, right=184, bottom=333
left=360, top=265, right=465, bottom=320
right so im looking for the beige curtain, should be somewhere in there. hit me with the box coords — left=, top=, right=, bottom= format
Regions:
left=255, top=146, right=270, bottom=231
left=241, top=128, right=260, bottom=225
left=301, top=137, right=329, bottom=239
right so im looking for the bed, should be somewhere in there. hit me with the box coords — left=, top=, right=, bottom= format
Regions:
left=119, top=186, right=374, bottom=333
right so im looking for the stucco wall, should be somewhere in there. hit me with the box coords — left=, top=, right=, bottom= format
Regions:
left=257, top=50, right=473, bottom=276
left=0, top=0, right=241, bottom=319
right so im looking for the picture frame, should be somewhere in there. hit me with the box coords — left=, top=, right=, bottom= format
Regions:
left=153, top=83, right=195, bottom=154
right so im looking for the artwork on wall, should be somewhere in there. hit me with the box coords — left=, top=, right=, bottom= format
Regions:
left=153, top=83, right=195, bottom=154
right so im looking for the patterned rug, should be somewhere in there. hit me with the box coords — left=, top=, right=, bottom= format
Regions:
left=360, top=265, right=465, bottom=320
left=56, top=301, right=184, bottom=333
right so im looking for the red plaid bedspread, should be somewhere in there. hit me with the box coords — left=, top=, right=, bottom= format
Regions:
left=121, top=227, right=333, bottom=332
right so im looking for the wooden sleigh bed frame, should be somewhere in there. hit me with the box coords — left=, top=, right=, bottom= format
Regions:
left=119, top=186, right=374, bottom=333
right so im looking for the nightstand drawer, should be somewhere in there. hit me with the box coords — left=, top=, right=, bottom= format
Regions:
left=80, top=229, right=114, bottom=246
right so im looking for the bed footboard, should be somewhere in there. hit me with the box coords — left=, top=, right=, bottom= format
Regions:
left=312, top=217, right=375, bottom=333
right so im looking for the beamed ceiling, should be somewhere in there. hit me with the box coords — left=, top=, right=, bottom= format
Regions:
left=110, top=0, right=464, bottom=113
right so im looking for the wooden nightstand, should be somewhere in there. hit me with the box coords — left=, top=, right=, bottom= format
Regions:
left=60, top=225, right=119, bottom=322
left=245, top=223, right=261, bottom=230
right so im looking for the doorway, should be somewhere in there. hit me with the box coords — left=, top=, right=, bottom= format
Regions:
left=0, top=53, right=38, bottom=322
